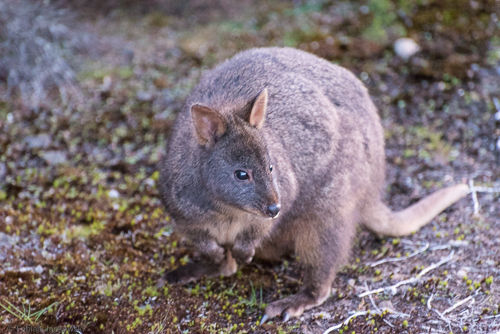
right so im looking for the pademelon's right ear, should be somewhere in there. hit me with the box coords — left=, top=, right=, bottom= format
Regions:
left=190, top=104, right=227, bottom=147
left=248, top=88, right=268, bottom=129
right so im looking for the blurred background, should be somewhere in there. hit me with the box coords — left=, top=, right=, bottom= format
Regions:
left=0, top=0, right=499, bottom=333
left=0, top=0, right=499, bottom=174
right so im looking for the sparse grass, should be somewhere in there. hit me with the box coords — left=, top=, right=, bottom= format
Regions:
left=241, top=282, right=266, bottom=310
left=0, top=299, right=58, bottom=325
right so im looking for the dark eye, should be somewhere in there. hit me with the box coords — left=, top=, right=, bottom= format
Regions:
left=235, top=170, right=249, bottom=180
left=269, top=165, right=273, bottom=172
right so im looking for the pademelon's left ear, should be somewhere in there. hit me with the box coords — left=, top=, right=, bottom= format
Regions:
left=191, top=104, right=227, bottom=147
left=248, top=88, right=268, bottom=129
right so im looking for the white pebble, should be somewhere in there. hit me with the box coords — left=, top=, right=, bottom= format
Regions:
left=144, top=178, right=155, bottom=187
left=457, top=268, right=468, bottom=278
left=394, top=38, right=421, bottom=60
left=108, top=189, right=120, bottom=198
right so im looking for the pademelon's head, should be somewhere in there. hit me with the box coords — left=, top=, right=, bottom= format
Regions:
left=190, top=88, right=281, bottom=219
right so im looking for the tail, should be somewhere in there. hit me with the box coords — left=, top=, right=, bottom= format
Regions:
left=363, top=184, right=470, bottom=237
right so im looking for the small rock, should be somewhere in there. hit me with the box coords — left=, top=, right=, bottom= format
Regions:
left=137, top=90, right=153, bottom=102
left=485, top=259, right=495, bottom=266
left=18, top=267, right=38, bottom=274
left=41, top=250, right=56, bottom=261
left=144, top=178, right=155, bottom=188
left=108, top=189, right=120, bottom=199
left=0, top=162, right=7, bottom=180
left=40, top=150, right=67, bottom=165
left=24, top=133, right=52, bottom=149
left=123, top=49, right=134, bottom=64
left=312, top=311, right=331, bottom=320
left=100, top=76, right=112, bottom=99
left=493, top=97, right=500, bottom=120
left=394, top=38, right=421, bottom=60
left=0, top=232, right=19, bottom=247
left=457, top=268, right=468, bottom=278
left=379, top=300, right=396, bottom=312
left=0, top=162, right=6, bottom=181
left=101, top=76, right=112, bottom=92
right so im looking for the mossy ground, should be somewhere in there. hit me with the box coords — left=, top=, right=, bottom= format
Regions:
left=0, top=1, right=499, bottom=333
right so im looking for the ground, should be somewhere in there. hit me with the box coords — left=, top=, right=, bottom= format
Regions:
left=0, top=0, right=499, bottom=333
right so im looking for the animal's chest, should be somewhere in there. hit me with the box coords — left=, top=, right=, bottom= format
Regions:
left=206, top=214, right=256, bottom=246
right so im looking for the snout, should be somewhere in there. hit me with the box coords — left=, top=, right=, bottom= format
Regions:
left=265, top=203, right=281, bottom=218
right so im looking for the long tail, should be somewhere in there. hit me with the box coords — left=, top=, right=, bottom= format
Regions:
left=364, top=184, right=470, bottom=237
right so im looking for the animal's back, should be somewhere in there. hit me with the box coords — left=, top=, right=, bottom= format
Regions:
left=186, top=47, right=386, bottom=209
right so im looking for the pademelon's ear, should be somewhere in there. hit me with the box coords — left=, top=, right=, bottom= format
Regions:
left=191, top=104, right=227, bottom=147
left=249, top=88, right=268, bottom=129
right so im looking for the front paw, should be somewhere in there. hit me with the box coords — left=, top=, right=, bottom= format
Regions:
left=198, top=240, right=225, bottom=264
left=166, top=252, right=238, bottom=285
left=165, top=261, right=210, bottom=285
left=232, top=244, right=255, bottom=264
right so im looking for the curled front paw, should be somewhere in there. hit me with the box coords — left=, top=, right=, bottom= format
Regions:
left=198, top=240, right=225, bottom=264
left=232, top=244, right=255, bottom=264
left=165, top=261, right=213, bottom=285
left=165, top=251, right=238, bottom=285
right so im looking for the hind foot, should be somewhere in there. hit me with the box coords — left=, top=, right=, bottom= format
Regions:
left=261, top=287, right=331, bottom=323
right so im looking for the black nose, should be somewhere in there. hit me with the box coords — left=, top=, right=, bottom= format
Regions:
left=266, top=203, right=281, bottom=218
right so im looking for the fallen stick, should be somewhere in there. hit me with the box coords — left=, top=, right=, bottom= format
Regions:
left=427, top=293, right=434, bottom=310
left=442, top=294, right=474, bottom=315
left=469, top=180, right=480, bottom=215
left=467, top=181, right=500, bottom=215
left=367, top=242, right=429, bottom=267
left=322, top=311, right=369, bottom=334
left=358, top=251, right=454, bottom=298
left=322, top=306, right=409, bottom=334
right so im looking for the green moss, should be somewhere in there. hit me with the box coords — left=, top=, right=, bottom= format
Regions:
left=143, top=286, right=159, bottom=297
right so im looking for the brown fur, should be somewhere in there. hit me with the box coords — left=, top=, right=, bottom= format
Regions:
left=158, top=47, right=469, bottom=320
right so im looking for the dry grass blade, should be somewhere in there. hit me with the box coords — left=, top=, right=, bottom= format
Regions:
left=0, top=298, right=59, bottom=324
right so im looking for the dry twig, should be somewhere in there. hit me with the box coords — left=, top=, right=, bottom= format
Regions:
left=358, top=251, right=454, bottom=298
left=467, top=181, right=500, bottom=215
left=442, top=295, right=475, bottom=315
left=469, top=180, right=480, bottom=215
left=323, top=311, right=369, bottom=334
left=367, top=242, right=429, bottom=267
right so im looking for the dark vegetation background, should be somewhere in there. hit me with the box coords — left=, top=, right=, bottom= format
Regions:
left=0, top=0, right=499, bottom=333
